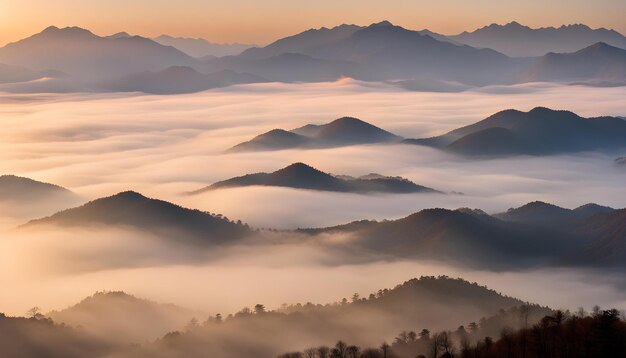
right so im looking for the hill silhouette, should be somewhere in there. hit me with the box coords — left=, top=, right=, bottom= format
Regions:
left=230, top=117, right=401, bottom=152
left=23, top=191, right=251, bottom=245
left=404, top=107, right=626, bottom=156
left=48, top=291, right=207, bottom=343
left=452, top=22, right=626, bottom=57
left=191, top=163, right=439, bottom=194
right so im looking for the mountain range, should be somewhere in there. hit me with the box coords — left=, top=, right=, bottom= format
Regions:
left=451, top=22, right=626, bottom=57
left=1, top=21, right=624, bottom=93
left=190, top=162, right=440, bottom=195
left=403, top=107, right=626, bottom=156
left=300, top=200, right=626, bottom=268
left=230, top=117, right=401, bottom=152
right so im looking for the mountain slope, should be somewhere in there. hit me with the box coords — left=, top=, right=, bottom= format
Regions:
left=23, top=191, right=251, bottom=245
left=101, top=66, right=266, bottom=94
left=0, top=26, right=195, bottom=78
left=452, top=22, right=626, bottom=57
left=230, top=117, right=401, bottom=152
left=404, top=107, right=626, bottom=156
left=191, top=163, right=439, bottom=194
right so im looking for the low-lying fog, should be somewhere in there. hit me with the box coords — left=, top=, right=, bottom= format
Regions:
left=0, top=80, right=625, bottom=317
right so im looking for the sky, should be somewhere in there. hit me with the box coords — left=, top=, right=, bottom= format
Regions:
left=0, top=0, right=625, bottom=46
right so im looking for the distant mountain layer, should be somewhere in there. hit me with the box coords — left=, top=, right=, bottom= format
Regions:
left=23, top=191, right=251, bottom=245
left=525, top=42, right=626, bottom=85
left=101, top=66, right=267, bottom=94
left=153, top=35, right=253, bottom=58
left=230, top=117, right=401, bottom=152
left=403, top=107, right=626, bottom=156
left=300, top=201, right=626, bottom=268
left=452, top=22, right=626, bottom=57
left=191, top=162, right=440, bottom=194
left=48, top=291, right=206, bottom=343
left=1, top=22, right=625, bottom=92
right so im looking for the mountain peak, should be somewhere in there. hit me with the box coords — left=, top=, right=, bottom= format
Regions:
left=276, top=162, right=322, bottom=175
left=370, top=20, right=394, bottom=28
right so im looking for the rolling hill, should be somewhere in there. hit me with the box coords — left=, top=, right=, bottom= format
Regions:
left=191, top=163, right=440, bottom=194
left=22, top=191, right=251, bottom=245
left=48, top=291, right=207, bottom=343
left=230, top=117, right=401, bottom=152
left=403, top=107, right=626, bottom=156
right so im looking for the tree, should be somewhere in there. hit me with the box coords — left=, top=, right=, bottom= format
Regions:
left=419, top=329, right=431, bottom=340
left=303, top=348, right=317, bottom=358
left=317, top=346, right=330, bottom=358
left=27, top=307, right=44, bottom=320
left=254, top=304, right=266, bottom=314
left=408, top=331, right=418, bottom=342
left=334, top=341, right=347, bottom=358
left=346, top=345, right=360, bottom=358
left=351, top=293, right=360, bottom=303
left=380, top=342, right=390, bottom=358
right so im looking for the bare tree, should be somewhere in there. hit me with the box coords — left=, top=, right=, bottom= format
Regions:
left=317, top=346, right=330, bottom=358
left=303, top=348, right=317, bottom=358
left=346, top=345, right=360, bottom=358
left=380, top=342, right=390, bottom=358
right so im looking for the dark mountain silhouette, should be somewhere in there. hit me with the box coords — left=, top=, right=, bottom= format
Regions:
left=23, top=191, right=251, bottom=245
left=153, top=35, right=253, bottom=58
left=101, top=66, right=266, bottom=94
left=525, top=42, right=626, bottom=85
left=404, top=107, right=626, bottom=156
left=230, top=117, right=401, bottom=152
left=0, top=26, right=195, bottom=78
left=191, top=163, right=440, bottom=194
left=48, top=291, right=207, bottom=343
left=452, top=21, right=626, bottom=57
left=300, top=201, right=626, bottom=269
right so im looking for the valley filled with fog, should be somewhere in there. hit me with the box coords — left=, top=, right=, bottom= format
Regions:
left=1, top=80, right=625, bottom=320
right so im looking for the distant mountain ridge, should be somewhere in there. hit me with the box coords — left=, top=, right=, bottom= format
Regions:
left=403, top=107, right=626, bottom=156
left=230, top=117, right=401, bottom=152
left=1, top=22, right=624, bottom=92
left=153, top=35, right=254, bottom=58
left=191, top=162, right=440, bottom=194
left=452, top=21, right=626, bottom=57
